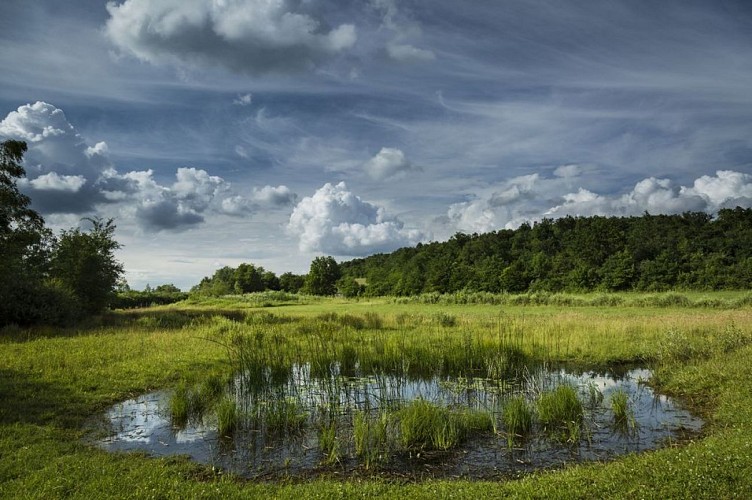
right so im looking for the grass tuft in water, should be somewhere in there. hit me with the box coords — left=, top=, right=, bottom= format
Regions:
left=610, top=389, right=636, bottom=432
left=318, top=423, right=341, bottom=465
left=503, top=396, right=534, bottom=444
left=397, top=399, right=492, bottom=452
left=216, top=397, right=238, bottom=436
left=354, top=411, right=391, bottom=468
left=262, top=397, right=307, bottom=436
left=537, top=385, right=583, bottom=442
left=170, top=382, right=190, bottom=427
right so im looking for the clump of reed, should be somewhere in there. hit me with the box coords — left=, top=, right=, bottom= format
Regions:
left=260, top=397, right=307, bottom=436
left=169, top=373, right=228, bottom=427
left=610, top=389, right=636, bottom=432
left=353, top=410, right=392, bottom=468
left=537, top=385, right=583, bottom=442
left=502, top=396, right=534, bottom=444
left=397, top=398, right=492, bottom=452
left=433, top=312, right=458, bottom=328
left=216, top=397, right=238, bottom=436
left=318, top=423, right=341, bottom=465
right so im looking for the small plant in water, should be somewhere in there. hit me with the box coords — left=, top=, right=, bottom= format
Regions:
left=216, top=397, right=238, bottom=436
left=537, top=385, right=583, bottom=442
left=610, top=389, right=636, bottom=431
left=318, top=423, right=340, bottom=465
left=586, top=382, right=604, bottom=407
left=170, top=382, right=190, bottom=427
left=397, top=399, right=492, bottom=452
left=503, top=396, right=534, bottom=444
left=262, top=397, right=307, bottom=436
left=354, top=410, right=391, bottom=468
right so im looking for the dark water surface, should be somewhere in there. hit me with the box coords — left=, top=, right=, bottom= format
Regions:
left=94, top=366, right=702, bottom=479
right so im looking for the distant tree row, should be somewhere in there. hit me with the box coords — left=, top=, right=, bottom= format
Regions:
left=1, top=140, right=124, bottom=326
left=339, top=209, right=752, bottom=295
left=189, top=256, right=354, bottom=297
left=190, top=263, right=307, bottom=296
left=112, top=283, right=188, bottom=309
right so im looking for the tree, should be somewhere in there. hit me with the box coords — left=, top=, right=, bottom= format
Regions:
left=304, top=256, right=341, bottom=295
left=279, top=272, right=305, bottom=293
left=233, top=263, right=264, bottom=293
left=261, top=270, right=281, bottom=291
left=0, top=140, right=55, bottom=325
left=337, top=276, right=364, bottom=298
left=49, top=218, right=124, bottom=315
left=154, top=283, right=181, bottom=293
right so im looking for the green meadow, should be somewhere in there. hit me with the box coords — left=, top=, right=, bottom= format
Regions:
left=2, top=292, right=752, bottom=498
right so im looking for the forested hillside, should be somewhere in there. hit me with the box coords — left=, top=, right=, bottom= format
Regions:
left=340, top=209, right=752, bottom=295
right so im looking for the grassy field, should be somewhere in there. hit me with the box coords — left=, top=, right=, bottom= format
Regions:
left=1, top=292, right=752, bottom=498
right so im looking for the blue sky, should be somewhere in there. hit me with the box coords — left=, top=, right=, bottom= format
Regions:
left=1, top=0, right=751, bottom=290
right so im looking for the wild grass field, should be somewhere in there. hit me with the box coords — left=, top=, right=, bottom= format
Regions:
left=1, top=292, right=752, bottom=498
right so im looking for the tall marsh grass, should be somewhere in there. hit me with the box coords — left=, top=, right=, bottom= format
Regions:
left=503, top=396, right=534, bottom=443
left=537, top=385, right=583, bottom=442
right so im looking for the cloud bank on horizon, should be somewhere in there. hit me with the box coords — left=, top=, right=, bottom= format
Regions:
left=1, top=0, right=751, bottom=288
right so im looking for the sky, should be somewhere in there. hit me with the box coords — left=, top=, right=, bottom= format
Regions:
left=1, top=0, right=751, bottom=290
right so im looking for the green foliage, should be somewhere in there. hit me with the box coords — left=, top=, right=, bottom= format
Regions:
left=537, top=385, right=583, bottom=441
left=353, top=411, right=391, bottom=467
left=304, top=256, right=341, bottom=295
left=610, top=389, right=635, bottom=430
left=2, top=298, right=752, bottom=496
left=0, top=141, right=124, bottom=325
left=49, top=218, right=124, bottom=315
left=279, top=272, right=305, bottom=293
left=233, top=263, right=264, bottom=293
left=397, top=399, right=493, bottom=451
left=339, top=210, right=752, bottom=295
left=318, top=423, right=341, bottom=465
left=503, top=396, right=534, bottom=442
left=0, top=140, right=52, bottom=325
left=191, top=263, right=282, bottom=297
left=337, top=276, right=365, bottom=298
left=216, top=397, right=238, bottom=436
left=112, top=288, right=188, bottom=309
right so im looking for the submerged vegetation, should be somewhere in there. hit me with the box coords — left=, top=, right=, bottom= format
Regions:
left=1, top=293, right=751, bottom=497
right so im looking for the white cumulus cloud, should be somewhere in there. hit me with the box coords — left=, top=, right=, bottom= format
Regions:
left=105, top=0, right=357, bottom=75
left=29, top=172, right=87, bottom=192
left=0, top=101, right=271, bottom=231
left=363, top=147, right=420, bottom=180
left=546, top=171, right=752, bottom=218
left=251, top=185, right=296, bottom=206
left=288, top=181, right=424, bottom=255
left=444, top=170, right=752, bottom=235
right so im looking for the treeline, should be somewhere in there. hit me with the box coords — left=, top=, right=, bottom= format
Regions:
left=339, top=209, right=752, bottom=295
left=111, top=284, right=188, bottom=309
left=1, top=140, right=123, bottom=326
left=191, top=263, right=306, bottom=296
left=189, top=256, right=352, bottom=297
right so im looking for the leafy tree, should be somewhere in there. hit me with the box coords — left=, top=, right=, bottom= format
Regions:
left=279, top=272, right=305, bottom=293
left=304, top=256, right=341, bottom=295
left=154, top=283, right=181, bottom=293
left=337, top=276, right=364, bottom=298
left=599, top=249, right=636, bottom=291
left=0, top=140, right=55, bottom=325
left=262, top=270, right=281, bottom=291
left=49, top=218, right=124, bottom=315
left=233, top=263, right=264, bottom=294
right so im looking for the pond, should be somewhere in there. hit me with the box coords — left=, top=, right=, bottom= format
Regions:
left=94, top=364, right=702, bottom=480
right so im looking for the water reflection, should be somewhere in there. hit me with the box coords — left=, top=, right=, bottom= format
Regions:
left=95, top=366, right=702, bottom=479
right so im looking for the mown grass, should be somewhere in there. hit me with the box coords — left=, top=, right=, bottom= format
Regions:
left=1, top=293, right=751, bottom=498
